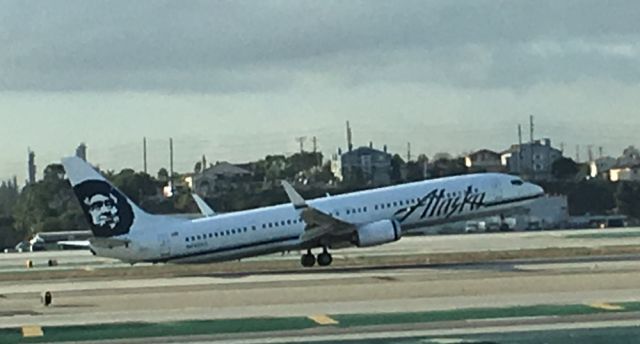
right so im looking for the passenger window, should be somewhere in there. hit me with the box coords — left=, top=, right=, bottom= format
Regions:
left=281, top=221, right=285, bottom=226
left=186, top=237, right=190, bottom=242
left=364, top=207, right=367, bottom=212
left=374, top=205, right=378, bottom=210
left=287, top=220, right=291, bottom=225
left=252, top=226, right=256, bottom=231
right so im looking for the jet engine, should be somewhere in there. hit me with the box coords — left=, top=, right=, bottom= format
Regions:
left=354, top=219, right=402, bottom=247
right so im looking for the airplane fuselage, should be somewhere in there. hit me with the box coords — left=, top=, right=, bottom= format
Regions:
left=95, top=173, right=543, bottom=264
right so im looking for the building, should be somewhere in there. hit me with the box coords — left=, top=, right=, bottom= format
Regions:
left=464, top=149, right=505, bottom=172
left=609, top=164, right=640, bottom=182
left=339, top=144, right=392, bottom=186
left=513, top=195, right=569, bottom=230
left=188, top=162, right=253, bottom=196
left=589, top=157, right=616, bottom=179
left=617, top=146, right=640, bottom=167
left=501, top=138, right=563, bottom=180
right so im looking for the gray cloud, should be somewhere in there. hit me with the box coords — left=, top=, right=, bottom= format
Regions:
left=1, top=0, right=639, bottom=92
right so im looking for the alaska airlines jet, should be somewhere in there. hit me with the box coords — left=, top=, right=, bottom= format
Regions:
left=61, top=156, right=544, bottom=267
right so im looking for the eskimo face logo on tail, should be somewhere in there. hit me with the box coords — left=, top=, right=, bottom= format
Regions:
left=74, top=180, right=134, bottom=237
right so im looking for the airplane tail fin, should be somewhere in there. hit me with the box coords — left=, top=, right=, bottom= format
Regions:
left=62, top=156, right=153, bottom=238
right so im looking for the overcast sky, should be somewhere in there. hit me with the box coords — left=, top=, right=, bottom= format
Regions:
left=1, top=0, right=639, bottom=183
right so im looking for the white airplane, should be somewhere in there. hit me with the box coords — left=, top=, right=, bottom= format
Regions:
left=61, top=156, right=544, bottom=267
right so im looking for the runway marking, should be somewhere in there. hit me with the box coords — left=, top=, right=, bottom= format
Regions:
left=308, top=314, right=339, bottom=325
left=21, top=325, right=43, bottom=337
left=590, top=302, right=624, bottom=311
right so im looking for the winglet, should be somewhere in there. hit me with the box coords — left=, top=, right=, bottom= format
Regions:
left=281, top=181, right=307, bottom=209
left=192, top=193, right=216, bottom=217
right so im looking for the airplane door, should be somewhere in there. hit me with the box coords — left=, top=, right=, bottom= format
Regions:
left=158, top=234, right=171, bottom=258
left=492, top=177, right=503, bottom=202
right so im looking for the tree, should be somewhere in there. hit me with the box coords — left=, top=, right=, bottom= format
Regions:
left=12, top=164, right=86, bottom=234
left=616, top=182, right=640, bottom=219
left=390, top=154, right=405, bottom=184
left=157, top=168, right=169, bottom=182
left=552, top=157, right=579, bottom=180
left=433, top=152, right=453, bottom=161
left=405, top=161, right=425, bottom=182
left=0, top=179, right=19, bottom=216
left=111, top=169, right=159, bottom=204
left=44, top=164, right=66, bottom=181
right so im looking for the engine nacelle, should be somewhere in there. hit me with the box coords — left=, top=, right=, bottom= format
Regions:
left=354, top=219, right=402, bottom=247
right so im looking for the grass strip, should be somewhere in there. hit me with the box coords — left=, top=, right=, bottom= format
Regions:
left=3, top=302, right=640, bottom=343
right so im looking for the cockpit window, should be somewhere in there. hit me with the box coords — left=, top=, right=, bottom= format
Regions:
left=511, top=179, right=524, bottom=186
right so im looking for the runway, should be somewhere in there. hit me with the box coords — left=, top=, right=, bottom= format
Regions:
left=2, top=228, right=640, bottom=343
left=3, top=226, right=640, bottom=273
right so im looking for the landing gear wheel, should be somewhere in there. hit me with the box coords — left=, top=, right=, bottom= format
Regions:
left=317, top=252, right=333, bottom=267
left=301, top=251, right=316, bottom=268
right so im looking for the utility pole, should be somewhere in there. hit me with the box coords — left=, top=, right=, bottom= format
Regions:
left=346, top=121, right=353, bottom=152
left=529, top=115, right=535, bottom=178
left=27, top=149, right=36, bottom=185
left=576, top=145, right=580, bottom=163
left=588, top=145, right=594, bottom=162
left=312, top=136, right=321, bottom=167
left=529, top=115, right=534, bottom=143
left=599, top=146, right=604, bottom=159
left=143, top=137, right=148, bottom=174
left=407, top=142, right=412, bottom=162
left=295, top=136, right=307, bottom=153
left=169, top=138, right=174, bottom=195
left=517, top=124, right=523, bottom=173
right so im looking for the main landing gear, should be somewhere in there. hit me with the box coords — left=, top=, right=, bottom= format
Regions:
left=301, top=248, right=333, bottom=267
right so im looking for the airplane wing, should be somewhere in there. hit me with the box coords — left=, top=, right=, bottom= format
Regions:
left=281, top=181, right=356, bottom=245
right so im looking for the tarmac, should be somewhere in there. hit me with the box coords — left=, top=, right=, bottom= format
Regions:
left=2, top=227, right=640, bottom=343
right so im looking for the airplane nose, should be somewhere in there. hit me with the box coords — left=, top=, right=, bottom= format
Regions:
left=527, top=182, right=545, bottom=197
